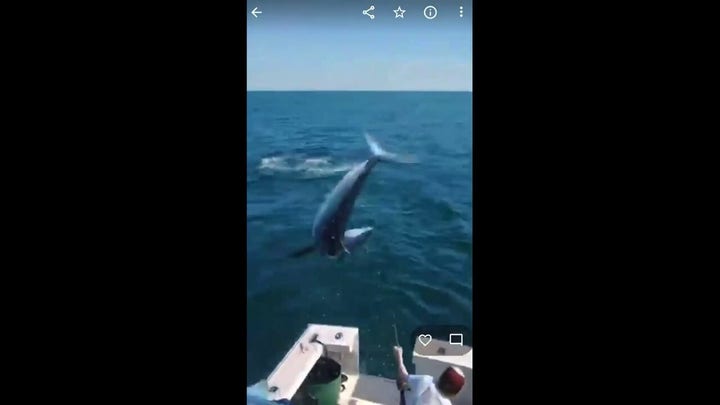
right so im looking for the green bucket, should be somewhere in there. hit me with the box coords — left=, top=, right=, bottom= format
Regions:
left=299, top=357, right=343, bottom=405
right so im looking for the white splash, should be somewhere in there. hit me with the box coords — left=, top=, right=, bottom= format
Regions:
left=258, top=155, right=358, bottom=178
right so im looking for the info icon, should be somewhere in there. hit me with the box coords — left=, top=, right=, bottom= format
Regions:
left=424, top=5, right=438, bottom=20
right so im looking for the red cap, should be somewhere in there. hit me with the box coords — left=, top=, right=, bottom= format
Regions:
left=437, top=366, right=465, bottom=397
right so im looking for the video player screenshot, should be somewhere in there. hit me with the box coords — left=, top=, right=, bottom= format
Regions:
left=32, top=2, right=665, bottom=403
left=247, top=2, right=472, bottom=404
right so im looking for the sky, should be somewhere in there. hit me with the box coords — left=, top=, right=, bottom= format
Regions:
left=247, top=1, right=473, bottom=91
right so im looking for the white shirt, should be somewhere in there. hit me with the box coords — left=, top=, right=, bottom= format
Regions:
left=405, top=375, right=452, bottom=405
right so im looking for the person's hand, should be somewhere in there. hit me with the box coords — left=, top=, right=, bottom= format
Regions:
left=393, top=345, right=403, bottom=360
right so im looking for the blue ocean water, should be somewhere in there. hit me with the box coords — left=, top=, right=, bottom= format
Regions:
left=247, top=92, right=472, bottom=384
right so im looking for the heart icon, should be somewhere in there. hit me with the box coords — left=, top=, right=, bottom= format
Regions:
left=418, top=334, right=432, bottom=347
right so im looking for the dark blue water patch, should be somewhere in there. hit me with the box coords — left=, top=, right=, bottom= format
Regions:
left=288, top=145, right=332, bottom=155
left=310, top=125, right=356, bottom=134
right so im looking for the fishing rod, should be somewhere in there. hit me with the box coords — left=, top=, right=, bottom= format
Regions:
left=392, top=314, right=410, bottom=398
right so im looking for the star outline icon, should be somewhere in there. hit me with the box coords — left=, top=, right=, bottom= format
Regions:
left=394, top=6, right=406, bottom=19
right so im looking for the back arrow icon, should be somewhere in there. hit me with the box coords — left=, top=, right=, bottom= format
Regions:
left=251, top=7, right=262, bottom=18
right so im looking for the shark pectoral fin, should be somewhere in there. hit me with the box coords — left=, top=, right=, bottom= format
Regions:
left=342, top=227, right=374, bottom=254
left=288, top=244, right=315, bottom=258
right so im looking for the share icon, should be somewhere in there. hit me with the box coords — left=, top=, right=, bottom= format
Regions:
left=363, top=5, right=375, bottom=20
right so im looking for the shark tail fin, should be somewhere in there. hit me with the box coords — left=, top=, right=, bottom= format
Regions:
left=365, top=133, right=418, bottom=164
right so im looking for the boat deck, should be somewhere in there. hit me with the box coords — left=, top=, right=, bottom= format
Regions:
left=262, top=324, right=472, bottom=405
left=340, top=374, right=399, bottom=405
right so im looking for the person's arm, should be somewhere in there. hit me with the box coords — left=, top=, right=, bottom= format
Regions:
left=393, top=346, right=409, bottom=383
